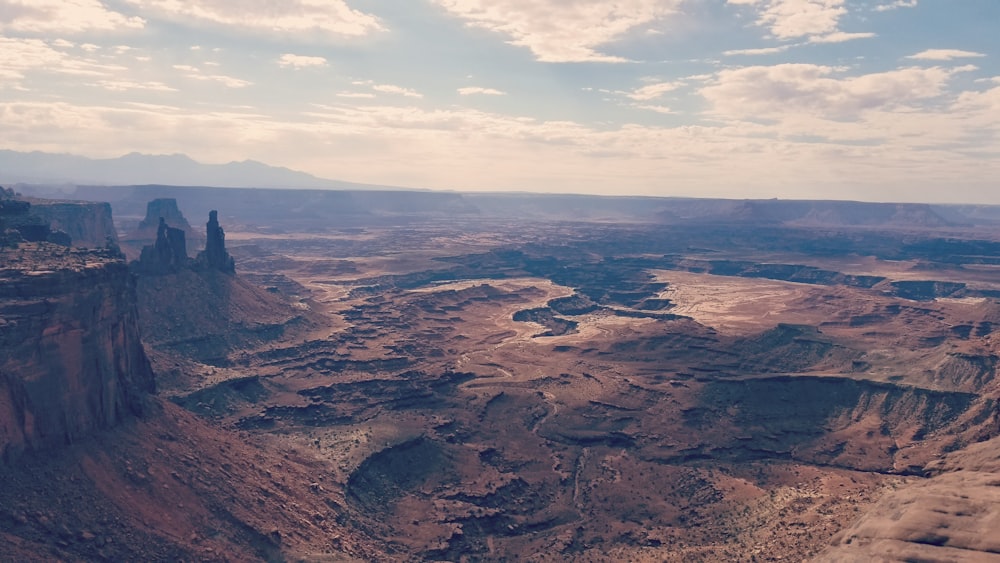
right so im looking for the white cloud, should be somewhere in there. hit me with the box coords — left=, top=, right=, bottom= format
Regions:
left=4, top=92, right=1000, bottom=203
left=431, top=0, right=683, bottom=62
left=95, top=79, right=175, bottom=92
left=172, top=64, right=252, bottom=88
left=458, top=87, right=506, bottom=96
left=809, top=31, right=876, bottom=43
left=278, top=54, right=328, bottom=69
left=954, top=83, right=1000, bottom=116
left=906, top=49, right=987, bottom=61
left=730, top=0, right=872, bottom=43
left=0, top=0, right=145, bottom=33
left=0, top=2, right=997, bottom=205
left=0, top=37, right=65, bottom=83
left=0, top=37, right=127, bottom=86
left=635, top=104, right=674, bottom=114
left=334, top=80, right=424, bottom=99
left=755, top=0, right=845, bottom=39
left=372, top=84, right=422, bottom=98
left=724, top=45, right=792, bottom=56
left=701, top=64, right=959, bottom=119
left=196, top=74, right=251, bottom=88
left=0, top=101, right=275, bottom=165
left=123, top=0, right=382, bottom=37
left=874, top=0, right=917, bottom=12
left=627, top=82, right=681, bottom=101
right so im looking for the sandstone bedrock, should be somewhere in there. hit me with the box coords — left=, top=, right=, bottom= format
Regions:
left=0, top=244, right=154, bottom=463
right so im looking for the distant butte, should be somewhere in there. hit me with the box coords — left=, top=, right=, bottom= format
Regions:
left=136, top=198, right=195, bottom=238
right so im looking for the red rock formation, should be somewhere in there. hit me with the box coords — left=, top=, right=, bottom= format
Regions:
left=0, top=243, right=154, bottom=463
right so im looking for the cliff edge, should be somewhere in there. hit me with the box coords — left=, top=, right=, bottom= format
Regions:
left=28, top=199, right=119, bottom=248
left=0, top=243, right=154, bottom=462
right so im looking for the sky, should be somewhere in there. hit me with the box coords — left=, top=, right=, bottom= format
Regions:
left=1, top=1, right=999, bottom=203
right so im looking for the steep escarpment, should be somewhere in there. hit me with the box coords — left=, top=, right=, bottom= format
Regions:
left=672, top=375, right=993, bottom=473
left=0, top=244, right=154, bottom=462
left=27, top=199, right=118, bottom=248
left=1, top=188, right=72, bottom=246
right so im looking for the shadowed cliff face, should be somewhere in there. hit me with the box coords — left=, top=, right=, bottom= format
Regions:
left=27, top=200, right=118, bottom=248
left=0, top=244, right=154, bottom=462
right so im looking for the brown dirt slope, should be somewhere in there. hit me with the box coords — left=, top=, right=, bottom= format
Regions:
left=136, top=268, right=317, bottom=367
left=0, top=399, right=388, bottom=562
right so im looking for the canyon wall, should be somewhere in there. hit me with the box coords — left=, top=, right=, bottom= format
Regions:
left=0, top=245, right=154, bottom=462
left=28, top=200, right=118, bottom=248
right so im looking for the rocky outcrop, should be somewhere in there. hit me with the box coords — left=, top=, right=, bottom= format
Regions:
left=131, top=207, right=238, bottom=276
left=28, top=199, right=118, bottom=248
left=133, top=218, right=189, bottom=274
left=195, top=210, right=235, bottom=274
left=0, top=187, right=72, bottom=247
left=130, top=209, right=276, bottom=366
left=129, top=201, right=242, bottom=276
left=816, top=434, right=1000, bottom=561
left=119, top=198, right=198, bottom=260
left=0, top=243, right=155, bottom=463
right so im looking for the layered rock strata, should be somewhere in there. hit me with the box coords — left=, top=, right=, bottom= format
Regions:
left=0, top=243, right=155, bottom=462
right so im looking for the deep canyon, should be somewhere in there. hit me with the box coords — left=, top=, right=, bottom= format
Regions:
left=4, top=186, right=1000, bottom=561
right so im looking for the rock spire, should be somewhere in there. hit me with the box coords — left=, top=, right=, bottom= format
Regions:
left=196, top=210, right=235, bottom=274
left=134, top=217, right=188, bottom=274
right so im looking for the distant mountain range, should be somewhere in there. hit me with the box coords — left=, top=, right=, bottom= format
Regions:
left=0, top=150, right=390, bottom=190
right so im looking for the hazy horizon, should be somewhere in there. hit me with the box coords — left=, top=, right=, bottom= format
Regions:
left=6, top=148, right=1000, bottom=208
left=2, top=1, right=999, bottom=203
